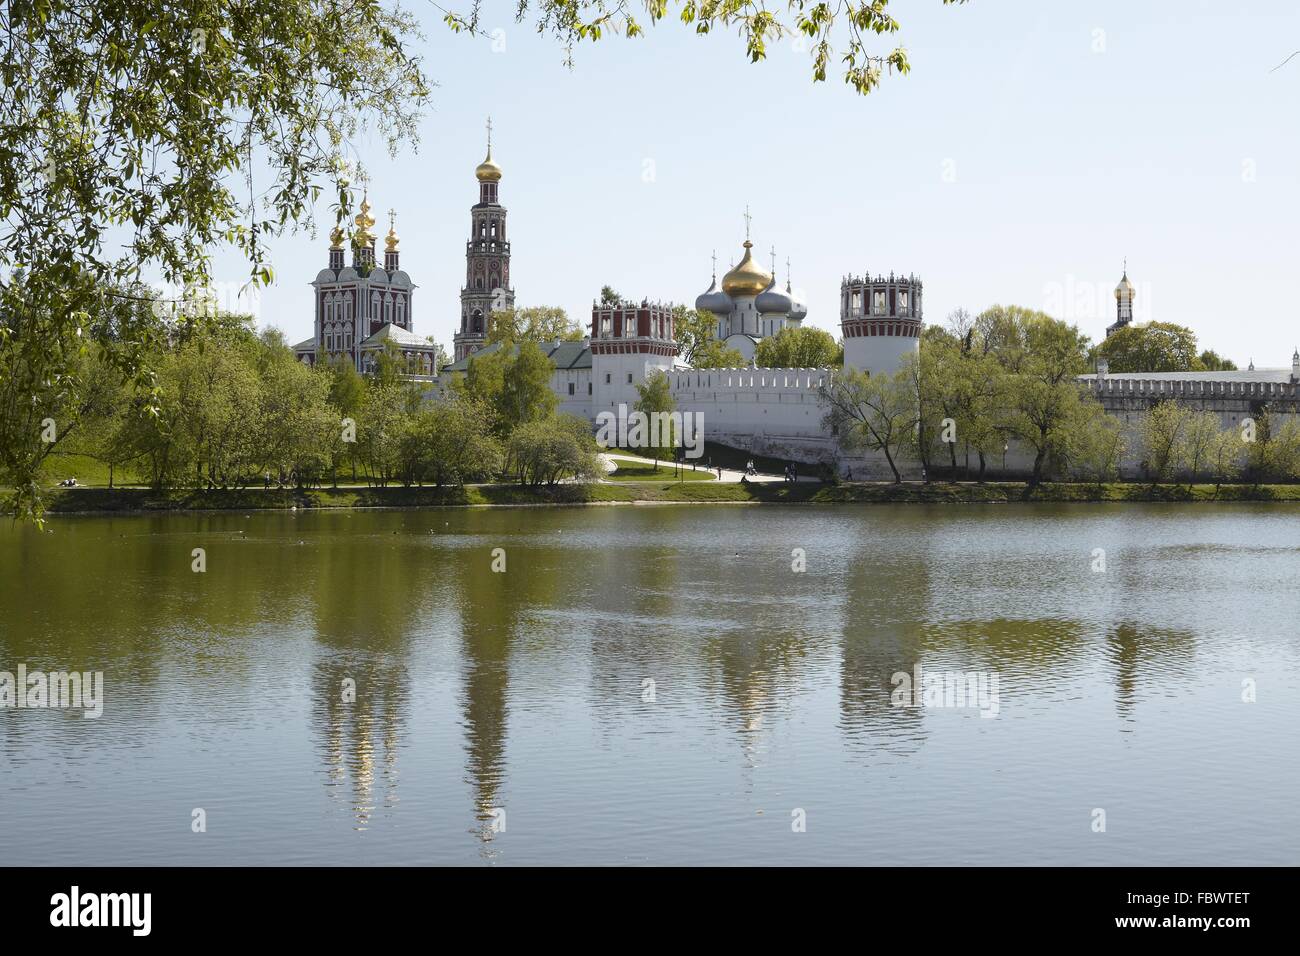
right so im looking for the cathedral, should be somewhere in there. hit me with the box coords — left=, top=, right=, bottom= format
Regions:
left=293, top=194, right=437, bottom=375
left=693, top=218, right=808, bottom=362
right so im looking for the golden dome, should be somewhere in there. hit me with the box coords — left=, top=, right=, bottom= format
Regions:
left=721, top=240, right=772, bottom=297
left=1114, top=272, right=1135, bottom=300
left=329, top=223, right=345, bottom=250
left=385, top=225, right=399, bottom=252
left=475, top=146, right=502, bottom=183
left=353, top=194, right=376, bottom=245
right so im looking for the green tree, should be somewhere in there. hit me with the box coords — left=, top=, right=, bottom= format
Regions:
left=674, top=307, right=717, bottom=363
left=1181, top=411, right=1222, bottom=486
left=1137, top=400, right=1192, bottom=484
left=487, top=307, right=583, bottom=344
left=688, top=339, right=747, bottom=369
left=1198, top=349, right=1238, bottom=371
left=456, top=341, right=559, bottom=436
left=507, top=415, right=601, bottom=487
left=995, top=313, right=1094, bottom=484
left=1096, top=322, right=1202, bottom=373
left=820, top=366, right=915, bottom=483
left=425, top=398, right=503, bottom=487
left=1065, top=401, right=1125, bottom=485
left=356, top=382, right=412, bottom=487
left=599, top=286, right=622, bottom=307
left=633, top=370, right=677, bottom=468
left=754, top=326, right=840, bottom=368
left=1208, top=426, right=1244, bottom=490
left=1244, top=413, right=1300, bottom=484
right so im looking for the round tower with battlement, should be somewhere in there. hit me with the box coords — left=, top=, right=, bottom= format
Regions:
left=839, top=271, right=923, bottom=378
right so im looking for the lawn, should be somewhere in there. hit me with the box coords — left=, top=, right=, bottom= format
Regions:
left=603, top=458, right=717, bottom=482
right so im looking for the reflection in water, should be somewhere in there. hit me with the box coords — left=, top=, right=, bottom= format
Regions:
left=450, top=559, right=517, bottom=851
left=1105, top=622, right=1197, bottom=728
left=1, top=504, right=1298, bottom=865
left=837, top=535, right=930, bottom=756
left=306, top=529, right=422, bottom=830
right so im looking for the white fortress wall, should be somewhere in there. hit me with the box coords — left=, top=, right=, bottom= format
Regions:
left=664, top=366, right=838, bottom=460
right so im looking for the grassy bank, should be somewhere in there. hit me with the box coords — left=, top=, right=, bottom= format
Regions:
left=24, top=480, right=1300, bottom=515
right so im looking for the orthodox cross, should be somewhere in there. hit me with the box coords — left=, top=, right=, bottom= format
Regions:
left=486, top=116, right=493, bottom=149
left=711, top=249, right=717, bottom=279
left=743, top=206, right=752, bottom=242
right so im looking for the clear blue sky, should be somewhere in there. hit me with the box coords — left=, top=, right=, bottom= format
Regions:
left=222, top=0, right=1300, bottom=367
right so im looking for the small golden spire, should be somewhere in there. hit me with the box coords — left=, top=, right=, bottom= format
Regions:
left=353, top=191, right=376, bottom=245
left=476, top=116, right=502, bottom=182
left=385, top=208, right=399, bottom=251
left=329, top=222, right=345, bottom=250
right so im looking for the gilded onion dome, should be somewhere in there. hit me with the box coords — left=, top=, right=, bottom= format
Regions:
left=385, top=221, right=400, bottom=252
left=475, top=146, right=503, bottom=183
left=695, top=277, right=734, bottom=316
left=721, top=240, right=772, bottom=298
left=353, top=194, right=377, bottom=246
left=755, top=275, right=793, bottom=315
left=1115, top=270, right=1135, bottom=300
left=329, top=223, right=345, bottom=251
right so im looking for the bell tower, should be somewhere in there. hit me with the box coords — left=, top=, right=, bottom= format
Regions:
left=454, top=118, right=515, bottom=361
left=1107, top=261, right=1135, bottom=337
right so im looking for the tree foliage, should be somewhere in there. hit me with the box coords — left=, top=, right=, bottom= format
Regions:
left=444, top=0, right=970, bottom=97
left=0, top=0, right=429, bottom=520
left=675, top=307, right=744, bottom=367
left=820, top=366, right=915, bottom=483
left=487, top=307, right=583, bottom=345
left=634, top=369, right=676, bottom=465
left=1097, top=322, right=1206, bottom=373
left=754, top=325, right=840, bottom=368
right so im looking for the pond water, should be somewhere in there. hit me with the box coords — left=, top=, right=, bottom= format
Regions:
left=1, top=503, right=1296, bottom=865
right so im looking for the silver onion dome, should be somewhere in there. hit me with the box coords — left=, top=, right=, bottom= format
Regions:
left=695, top=277, right=734, bottom=316
left=786, top=278, right=807, bottom=321
left=755, top=275, right=793, bottom=315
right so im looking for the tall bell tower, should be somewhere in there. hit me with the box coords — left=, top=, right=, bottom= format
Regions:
left=1107, top=261, right=1135, bottom=338
left=454, top=118, right=515, bottom=361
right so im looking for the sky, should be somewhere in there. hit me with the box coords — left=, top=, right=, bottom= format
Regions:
left=214, top=0, right=1300, bottom=367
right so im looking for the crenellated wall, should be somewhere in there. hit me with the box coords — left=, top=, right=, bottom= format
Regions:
left=663, top=366, right=839, bottom=461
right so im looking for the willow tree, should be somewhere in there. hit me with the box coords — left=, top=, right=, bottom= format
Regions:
left=0, top=0, right=428, bottom=520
